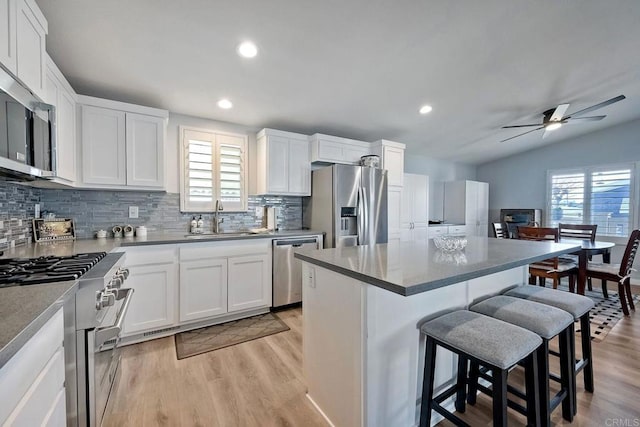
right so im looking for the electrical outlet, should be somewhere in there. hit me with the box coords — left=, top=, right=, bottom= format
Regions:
left=255, top=207, right=263, bottom=217
left=307, top=267, right=316, bottom=288
left=129, top=206, right=139, bottom=219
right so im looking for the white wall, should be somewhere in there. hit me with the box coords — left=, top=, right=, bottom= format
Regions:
left=404, top=154, right=477, bottom=220
left=476, top=118, right=640, bottom=225
left=165, top=113, right=260, bottom=194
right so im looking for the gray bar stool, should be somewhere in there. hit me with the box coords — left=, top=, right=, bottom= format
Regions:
left=419, top=310, right=542, bottom=427
left=470, top=295, right=575, bottom=424
left=504, top=285, right=595, bottom=416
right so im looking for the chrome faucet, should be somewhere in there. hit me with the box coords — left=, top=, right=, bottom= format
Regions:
left=213, top=200, right=224, bottom=233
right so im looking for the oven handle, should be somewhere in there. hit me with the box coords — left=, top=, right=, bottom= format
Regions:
left=95, top=287, right=134, bottom=348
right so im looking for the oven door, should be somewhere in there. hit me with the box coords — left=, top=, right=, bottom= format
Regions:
left=87, top=288, right=134, bottom=426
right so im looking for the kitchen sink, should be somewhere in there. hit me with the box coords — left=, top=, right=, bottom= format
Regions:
left=183, top=232, right=253, bottom=239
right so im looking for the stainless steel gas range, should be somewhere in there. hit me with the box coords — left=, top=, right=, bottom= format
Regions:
left=0, top=252, right=133, bottom=427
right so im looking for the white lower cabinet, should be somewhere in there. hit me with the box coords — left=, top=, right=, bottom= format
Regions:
left=119, top=239, right=272, bottom=341
left=123, top=262, right=178, bottom=335
left=179, top=258, right=227, bottom=322
left=227, top=254, right=271, bottom=312
left=0, top=308, right=66, bottom=426
left=118, top=245, right=178, bottom=336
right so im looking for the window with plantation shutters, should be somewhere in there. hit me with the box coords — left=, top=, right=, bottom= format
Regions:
left=180, top=127, right=247, bottom=212
left=547, top=164, right=634, bottom=237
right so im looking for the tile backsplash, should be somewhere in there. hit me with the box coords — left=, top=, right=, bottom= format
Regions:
left=0, top=181, right=39, bottom=250
left=0, top=178, right=303, bottom=246
left=38, top=190, right=303, bottom=239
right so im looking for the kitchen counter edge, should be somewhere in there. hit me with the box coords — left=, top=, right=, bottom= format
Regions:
left=0, top=280, right=78, bottom=369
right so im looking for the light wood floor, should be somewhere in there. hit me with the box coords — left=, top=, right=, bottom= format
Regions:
left=105, top=290, right=640, bottom=427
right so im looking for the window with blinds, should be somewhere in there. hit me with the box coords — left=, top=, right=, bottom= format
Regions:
left=547, top=164, right=634, bottom=237
left=180, top=128, right=247, bottom=212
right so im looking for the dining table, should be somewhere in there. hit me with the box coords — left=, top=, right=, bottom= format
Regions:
left=560, top=239, right=616, bottom=295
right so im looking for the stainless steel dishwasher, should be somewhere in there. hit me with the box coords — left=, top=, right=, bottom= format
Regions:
left=272, top=236, right=321, bottom=307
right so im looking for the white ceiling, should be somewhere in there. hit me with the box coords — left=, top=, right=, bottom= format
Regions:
left=36, top=0, right=640, bottom=164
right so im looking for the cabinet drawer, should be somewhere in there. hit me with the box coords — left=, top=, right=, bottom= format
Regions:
left=179, top=240, right=270, bottom=261
left=0, top=309, right=63, bottom=424
left=448, top=225, right=466, bottom=234
left=120, top=245, right=177, bottom=265
left=428, top=226, right=448, bottom=238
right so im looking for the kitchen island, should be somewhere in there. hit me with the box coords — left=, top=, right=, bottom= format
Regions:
left=295, top=237, right=580, bottom=427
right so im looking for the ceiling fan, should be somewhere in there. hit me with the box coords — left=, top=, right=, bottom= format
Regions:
left=500, top=94, right=626, bottom=142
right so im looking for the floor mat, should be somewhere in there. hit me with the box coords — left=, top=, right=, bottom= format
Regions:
left=175, top=312, right=290, bottom=359
left=558, top=285, right=639, bottom=342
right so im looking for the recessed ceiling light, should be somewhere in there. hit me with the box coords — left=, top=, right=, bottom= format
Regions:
left=546, top=122, right=562, bottom=131
left=217, top=99, right=233, bottom=109
left=237, top=41, right=258, bottom=58
left=419, top=105, right=433, bottom=115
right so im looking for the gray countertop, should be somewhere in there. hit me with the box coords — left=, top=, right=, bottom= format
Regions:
left=0, top=229, right=324, bottom=258
left=295, top=237, right=581, bottom=296
left=0, top=229, right=322, bottom=369
left=0, top=280, right=78, bottom=368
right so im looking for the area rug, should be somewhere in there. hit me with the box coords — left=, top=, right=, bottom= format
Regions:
left=558, top=285, right=639, bottom=342
left=174, top=312, right=289, bottom=359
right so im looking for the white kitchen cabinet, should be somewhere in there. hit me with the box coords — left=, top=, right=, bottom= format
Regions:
left=256, top=128, right=310, bottom=196
left=81, top=105, right=126, bottom=185
left=428, top=224, right=466, bottom=239
left=227, top=253, right=271, bottom=312
left=44, top=55, right=76, bottom=183
left=0, top=308, right=65, bottom=426
left=387, top=186, right=402, bottom=241
left=126, top=112, right=165, bottom=188
left=119, top=246, right=178, bottom=336
left=78, top=95, right=168, bottom=190
left=309, top=133, right=370, bottom=165
left=371, top=139, right=405, bottom=187
left=444, top=180, right=489, bottom=237
left=15, top=0, right=46, bottom=100
left=0, top=0, right=17, bottom=74
left=400, top=173, right=429, bottom=242
left=179, top=258, right=228, bottom=322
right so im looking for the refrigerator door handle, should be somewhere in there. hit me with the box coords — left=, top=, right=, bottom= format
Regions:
left=357, top=186, right=366, bottom=245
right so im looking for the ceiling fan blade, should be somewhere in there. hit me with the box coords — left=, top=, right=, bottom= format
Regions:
left=501, top=124, right=542, bottom=128
left=549, top=103, right=570, bottom=121
left=565, top=115, right=606, bottom=124
left=500, top=126, right=544, bottom=143
left=566, top=95, right=626, bottom=118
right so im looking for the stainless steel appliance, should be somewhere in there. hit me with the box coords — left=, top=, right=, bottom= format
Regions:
left=0, top=65, right=56, bottom=179
left=0, top=252, right=132, bottom=426
left=500, top=208, right=543, bottom=238
left=303, top=164, right=388, bottom=248
left=272, top=236, right=321, bottom=307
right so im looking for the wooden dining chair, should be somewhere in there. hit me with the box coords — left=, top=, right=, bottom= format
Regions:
left=558, top=223, right=598, bottom=290
left=492, top=222, right=506, bottom=239
left=586, top=229, right=640, bottom=316
left=517, top=226, right=578, bottom=289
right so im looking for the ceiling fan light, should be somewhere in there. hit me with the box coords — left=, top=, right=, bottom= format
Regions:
left=546, top=122, right=562, bottom=131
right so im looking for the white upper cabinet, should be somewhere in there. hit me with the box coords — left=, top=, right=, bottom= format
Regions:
left=309, top=133, right=370, bottom=165
left=15, top=0, right=46, bottom=100
left=0, top=0, right=17, bottom=74
left=78, top=95, right=168, bottom=190
left=371, top=140, right=405, bottom=187
left=0, top=0, right=47, bottom=100
left=125, top=112, right=165, bottom=188
left=81, top=105, right=127, bottom=185
left=256, top=128, right=310, bottom=196
left=44, top=55, right=76, bottom=183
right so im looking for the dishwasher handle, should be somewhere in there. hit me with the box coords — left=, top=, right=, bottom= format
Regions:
left=273, top=238, right=319, bottom=247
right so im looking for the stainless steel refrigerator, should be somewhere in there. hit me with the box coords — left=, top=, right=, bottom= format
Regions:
left=303, top=164, right=388, bottom=248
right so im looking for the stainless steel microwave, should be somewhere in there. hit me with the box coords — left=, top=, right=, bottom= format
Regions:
left=0, top=66, right=56, bottom=179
